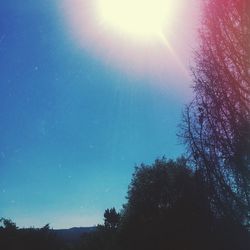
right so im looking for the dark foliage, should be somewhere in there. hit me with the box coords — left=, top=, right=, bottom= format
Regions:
left=77, top=208, right=120, bottom=250
left=0, top=218, right=66, bottom=250
left=118, top=158, right=207, bottom=250
left=104, top=207, right=120, bottom=230
left=118, top=158, right=250, bottom=250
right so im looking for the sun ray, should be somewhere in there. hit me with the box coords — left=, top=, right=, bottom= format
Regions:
left=157, top=31, right=189, bottom=77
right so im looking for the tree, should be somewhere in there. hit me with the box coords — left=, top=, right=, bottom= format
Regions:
left=119, top=158, right=212, bottom=250
left=0, top=219, right=64, bottom=250
left=78, top=157, right=250, bottom=250
left=103, top=208, right=120, bottom=230
left=0, top=218, right=18, bottom=231
left=79, top=208, right=120, bottom=250
left=181, top=0, right=250, bottom=226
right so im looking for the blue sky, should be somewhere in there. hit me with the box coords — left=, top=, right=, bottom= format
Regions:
left=0, top=0, right=197, bottom=228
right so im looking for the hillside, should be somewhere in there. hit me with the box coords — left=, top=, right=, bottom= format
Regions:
left=54, top=227, right=96, bottom=243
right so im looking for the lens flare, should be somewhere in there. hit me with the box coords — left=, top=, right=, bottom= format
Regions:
left=60, top=0, right=193, bottom=81
left=97, top=0, right=178, bottom=41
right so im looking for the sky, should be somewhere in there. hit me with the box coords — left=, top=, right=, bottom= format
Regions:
left=0, top=0, right=199, bottom=228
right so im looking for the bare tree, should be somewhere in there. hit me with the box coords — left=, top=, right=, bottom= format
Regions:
left=181, top=0, right=250, bottom=226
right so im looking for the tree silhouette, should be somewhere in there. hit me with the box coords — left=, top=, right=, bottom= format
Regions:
left=104, top=208, right=120, bottom=230
left=0, top=219, right=64, bottom=250
left=181, top=0, right=250, bottom=226
left=78, top=208, right=120, bottom=250
left=0, top=218, right=18, bottom=231
left=119, top=158, right=213, bottom=250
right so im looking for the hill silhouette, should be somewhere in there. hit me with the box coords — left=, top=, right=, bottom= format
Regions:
left=54, top=227, right=96, bottom=243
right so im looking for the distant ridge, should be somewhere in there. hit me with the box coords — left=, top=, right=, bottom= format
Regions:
left=54, top=227, right=96, bottom=242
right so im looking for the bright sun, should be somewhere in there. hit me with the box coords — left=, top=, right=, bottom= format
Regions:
left=97, top=0, right=178, bottom=41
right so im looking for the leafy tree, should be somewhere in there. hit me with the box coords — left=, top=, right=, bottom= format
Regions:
left=119, top=158, right=212, bottom=250
left=0, top=218, right=18, bottom=231
left=78, top=208, right=120, bottom=250
left=104, top=207, right=120, bottom=230
left=181, top=0, right=250, bottom=226
left=0, top=219, right=65, bottom=250
left=0, top=218, right=18, bottom=250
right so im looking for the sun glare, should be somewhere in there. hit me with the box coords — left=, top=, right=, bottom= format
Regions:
left=61, top=0, right=191, bottom=79
left=98, top=0, right=178, bottom=40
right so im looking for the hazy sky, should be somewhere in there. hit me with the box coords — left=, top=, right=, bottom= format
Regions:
left=0, top=0, right=199, bottom=228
